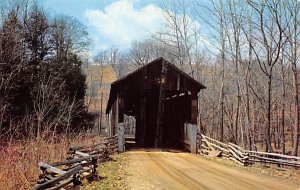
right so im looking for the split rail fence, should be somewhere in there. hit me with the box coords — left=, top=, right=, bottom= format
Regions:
left=32, top=135, right=118, bottom=190
left=197, top=133, right=300, bottom=168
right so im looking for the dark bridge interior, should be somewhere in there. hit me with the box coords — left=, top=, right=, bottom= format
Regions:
left=106, top=57, right=205, bottom=148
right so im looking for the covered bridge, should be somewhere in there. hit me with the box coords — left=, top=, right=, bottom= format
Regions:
left=106, top=57, right=206, bottom=151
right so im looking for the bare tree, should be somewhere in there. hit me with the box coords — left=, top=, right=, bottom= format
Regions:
left=51, top=15, right=90, bottom=61
left=284, top=0, right=300, bottom=156
left=242, top=0, right=286, bottom=152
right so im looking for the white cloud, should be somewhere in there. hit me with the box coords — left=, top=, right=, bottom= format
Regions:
left=84, top=0, right=214, bottom=57
left=85, top=0, right=164, bottom=51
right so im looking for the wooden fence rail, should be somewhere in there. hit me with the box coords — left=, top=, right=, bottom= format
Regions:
left=197, top=133, right=300, bottom=168
left=32, top=135, right=118, bottom=190
left=246, top=150, right=300, bottom=168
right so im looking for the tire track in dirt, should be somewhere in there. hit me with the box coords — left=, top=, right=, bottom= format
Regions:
left=176, top=153, right=284, bottom=190
left=159, top=152, right=264, bottom=189
left=125, top=150, right=300, bottom=190
left=148, top=152, right=208, bottom=189
left=159, top=153, right=246, bottom=189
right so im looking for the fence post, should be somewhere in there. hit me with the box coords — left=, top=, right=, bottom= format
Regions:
left=197, top=132, right=202, bottom=154
left=73, top=173, right=81, bottom=190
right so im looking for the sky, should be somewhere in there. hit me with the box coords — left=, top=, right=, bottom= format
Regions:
left=43, top=0, right=166, bottom=56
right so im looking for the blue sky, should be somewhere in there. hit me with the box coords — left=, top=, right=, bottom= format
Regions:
left=43, top=0, right=163, bottom=55
left=43, top=0, right=160, bottom=21
left=42, top=0, right=215, bottom=57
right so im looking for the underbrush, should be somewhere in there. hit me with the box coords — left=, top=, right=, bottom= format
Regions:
left=0, top=133, right=101, bottom=190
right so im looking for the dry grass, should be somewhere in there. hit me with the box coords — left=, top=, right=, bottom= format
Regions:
left=82, top=154, right=127, bottom=190
left=0, top=133, right=101, bottom=190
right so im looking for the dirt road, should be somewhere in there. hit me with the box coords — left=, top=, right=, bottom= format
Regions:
left=125, top=150, right=300, bottom=190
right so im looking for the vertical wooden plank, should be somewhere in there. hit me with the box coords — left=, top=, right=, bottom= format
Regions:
left=155, top=61, right=167, bottom=148
left=115, top=95, right=119, bottom=136
left=141, top=93, right=146, bottom=146
left=118, top=97, right=124, bottom=123
left=191, top=93, right=198, bottom=125
left=139, top=70, right=147, bottom=146
left=177, top=73, right=180, bottom=90
left=108, top=112, right=111, bottom=137
left=135, top=113, right=141, bottom=143
left=110, top=102, right=116, bottom=137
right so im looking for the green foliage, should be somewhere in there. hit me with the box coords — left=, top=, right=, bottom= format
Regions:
left=0, top=2, right=95, bottom=139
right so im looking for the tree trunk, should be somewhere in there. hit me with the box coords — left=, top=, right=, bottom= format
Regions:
left=99, top=91, right=103, bottom=135
left=252, top=102, right=257, bottom=151
left=245, top=81, right=251, bottom=150
left=291, top=12, right=299, bottom=156
left=266, top=74, right=274, bottom=152
left=220, top=83, right=224, bottom=142
left=281, top=106, right=285, bottom=154
left=220, top=0, right=225, bottom=143
left=292, top=68, right=299, bottom=156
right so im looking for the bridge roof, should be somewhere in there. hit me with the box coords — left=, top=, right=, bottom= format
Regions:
left=106, top=57, right=206, bottom=114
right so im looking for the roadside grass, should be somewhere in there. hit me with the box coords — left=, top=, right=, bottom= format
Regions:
left=82, top=153, right=127, bottom=190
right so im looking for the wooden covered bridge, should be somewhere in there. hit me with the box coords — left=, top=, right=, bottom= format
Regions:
left=106, top=57, right=206, bottom=152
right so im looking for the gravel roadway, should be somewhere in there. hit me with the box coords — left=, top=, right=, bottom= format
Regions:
left=125, top=149, right=300, bottom=190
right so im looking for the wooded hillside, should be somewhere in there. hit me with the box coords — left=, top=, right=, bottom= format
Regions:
left=89, top=0, right=300, bottom=156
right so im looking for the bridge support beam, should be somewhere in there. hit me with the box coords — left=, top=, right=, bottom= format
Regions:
left=118, top=122, right=125, bottom=152
left=184, top=123, right=197, bottom=154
